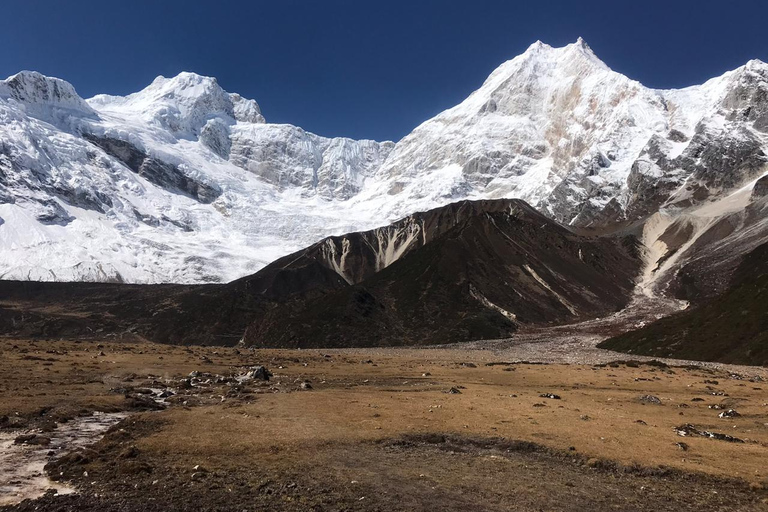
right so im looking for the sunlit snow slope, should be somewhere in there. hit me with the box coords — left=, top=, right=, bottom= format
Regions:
left=0, top=39, right=766, bottom=284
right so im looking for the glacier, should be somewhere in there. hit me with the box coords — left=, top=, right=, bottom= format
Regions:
left=0, top=39, right=766, bottom=284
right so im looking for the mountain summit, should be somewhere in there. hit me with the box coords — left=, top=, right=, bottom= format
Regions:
left=0, top=40, right=766, bottom=289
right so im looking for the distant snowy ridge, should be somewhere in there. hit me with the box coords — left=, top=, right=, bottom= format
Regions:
left=0, top=39, right=766, bottom=285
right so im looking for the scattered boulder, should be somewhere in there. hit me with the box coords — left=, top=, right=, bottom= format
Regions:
left=124, top=393, right=165, bottom=411
left=718, top=409, right=741, bottom=418
left=674, top=424, right=744, bottom=443
left=446, top=387, right=462, bottom=394
left=14, top=433, right=51, bottom=446
left=300, top=381, right=313, bottom=390
left=248, top=366, right=272, bottom=381
left=638, top=395, right=662, bottom=405
left=539, top=393, right=561, bottom=400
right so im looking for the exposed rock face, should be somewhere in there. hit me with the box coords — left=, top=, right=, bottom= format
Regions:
left=230, top=93, right=265, bottom=124
left=228, top=124, right=393, bottom=199
left=722, top=60, right=768, bottom=132
left=753, top=174, right=768, bottom=199
left=199, top=119, right=232, bottom=159
left=33, top=199, right=74, bottom=225
left=622, top=128, right=767, bottom=222
left=83, top=135, right=221, bottom=203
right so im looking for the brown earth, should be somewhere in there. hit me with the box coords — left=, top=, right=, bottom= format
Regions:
left=1, top=339, right=768, bottom=511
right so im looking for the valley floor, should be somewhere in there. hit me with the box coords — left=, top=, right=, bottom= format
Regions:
left=1, top=334, right=767, bottom=511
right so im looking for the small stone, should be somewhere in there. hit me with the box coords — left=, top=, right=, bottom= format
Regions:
left=638, top=395, right=662, bottom=405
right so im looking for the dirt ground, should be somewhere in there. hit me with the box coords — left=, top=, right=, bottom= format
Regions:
left=1, top=338, right=768, bottom=511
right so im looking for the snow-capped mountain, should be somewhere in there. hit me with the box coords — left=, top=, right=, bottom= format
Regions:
left=0, top=71, right=394, bottom=282
left=0, top=39, right=766, bottom=285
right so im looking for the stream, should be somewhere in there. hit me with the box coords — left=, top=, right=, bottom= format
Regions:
left=0, top=412, right=127, bottom=506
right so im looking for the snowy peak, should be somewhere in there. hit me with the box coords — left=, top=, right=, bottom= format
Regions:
left=0, top=71, right=96, bottom=118
left=89, top=72, right=242, bottom=136
left=87, top=71, right=267, bottom=139
left=374, top=39, right=666, bottom=220
left=525, top=37, right=605, bottom=64
left=490, top=40, right=622, bottom=104
left=492, top=38, right=610, bottom=86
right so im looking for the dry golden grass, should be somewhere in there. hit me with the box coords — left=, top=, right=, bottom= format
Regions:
left=2, top=339, right=767, bottom=484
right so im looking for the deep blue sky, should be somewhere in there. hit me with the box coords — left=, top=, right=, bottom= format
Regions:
left=1, top=1, right=766, bottom=141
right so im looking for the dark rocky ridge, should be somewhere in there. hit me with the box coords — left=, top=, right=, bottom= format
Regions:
left=600, top=242, right=768, bottom=366
left=245, top=201, right=641, bottom=347
left=0, top=199, right=641, bottom=347
left=83, top=134, right=221, bottom=204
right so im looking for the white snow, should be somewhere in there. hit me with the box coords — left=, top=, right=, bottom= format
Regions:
left=0, top=42, right=766, bottom=283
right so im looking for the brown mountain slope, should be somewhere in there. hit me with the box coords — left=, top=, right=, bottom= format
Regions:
left=244, top=202, right=641, bottom=347
left=599, top=243, right=768, bottom=365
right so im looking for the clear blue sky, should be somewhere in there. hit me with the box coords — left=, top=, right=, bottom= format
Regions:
left=1, top=0, right=766, bottom=141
